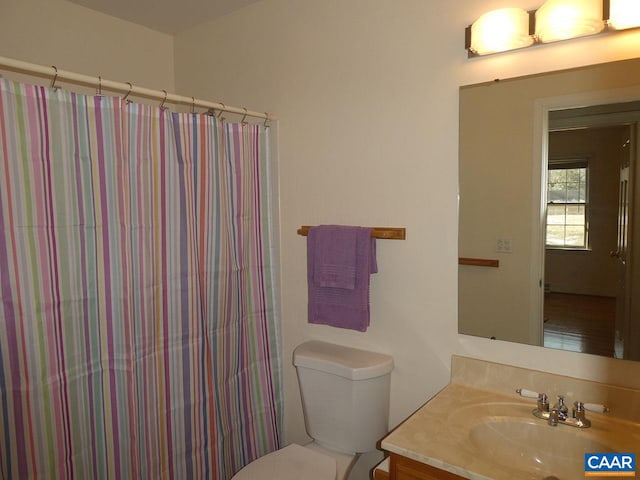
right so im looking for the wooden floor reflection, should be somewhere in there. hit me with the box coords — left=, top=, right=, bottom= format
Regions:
left=543, top=292, right=616, bottom=357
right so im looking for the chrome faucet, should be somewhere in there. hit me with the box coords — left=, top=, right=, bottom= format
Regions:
left=516, top=389, right=608, bottom=429
left=546, top=395, right=570, bottom=426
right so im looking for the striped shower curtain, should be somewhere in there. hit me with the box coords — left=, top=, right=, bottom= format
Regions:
left=0, top=78, right=282, bottom=479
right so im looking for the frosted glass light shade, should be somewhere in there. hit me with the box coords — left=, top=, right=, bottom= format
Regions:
left=470, top=8, right=534, bottom=55
left=609, top=0, right=640, bottom=30
left=535, top=0, right=604, bottom=43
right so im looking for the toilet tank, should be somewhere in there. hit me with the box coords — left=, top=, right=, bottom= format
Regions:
left=293, top=341, right=394, bottom=454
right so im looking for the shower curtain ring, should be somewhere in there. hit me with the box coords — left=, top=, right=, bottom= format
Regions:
left=263, top=113, right=270, bottom=128
left=191, top=97, right=195, bottom=114
left=217, top=103, right=226, bottom=121
left=97, top=76, right=102, bottom=96
left=160, top=90, right=167, bottom=110
left=51, top=66, right=59, bottom=91
left=241, top=107, right=248, bottom=125
left=123, top=82, right=133, bottom=102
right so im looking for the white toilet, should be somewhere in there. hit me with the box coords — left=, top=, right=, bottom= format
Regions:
left=232, top=340, right=394, bottom=480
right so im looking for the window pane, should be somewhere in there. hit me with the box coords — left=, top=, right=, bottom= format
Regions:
left=566, top=205, right=585, bottom=225
left=548, top=169, right=566, bottom=183
left=566, top=182, right=581, bottom=202
left=566, top=169, right=582, bottom=183
left=547, top=204, right=566, bottom=225
left=548, top=183, right=566, bottom=202
left=546, top=225, right=566, bottom=245
left=546, top=164, right=587, bottom=248
left=565, top=226, right=585, bottom=247
left=567, top=203, right=585, bottom=216
left=566, top=204, right=584, bottom=215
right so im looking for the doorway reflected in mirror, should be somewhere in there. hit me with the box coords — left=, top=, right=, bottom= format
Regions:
left=544, top=105, right=636, bottom=359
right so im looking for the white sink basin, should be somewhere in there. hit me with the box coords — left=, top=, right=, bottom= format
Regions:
left=469, top=418, right=614, bottom=475
left=449, top=402, right=640, bottom=479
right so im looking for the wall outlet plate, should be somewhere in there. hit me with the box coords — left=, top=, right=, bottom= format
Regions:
left=496, top=237, right=512, bottom=253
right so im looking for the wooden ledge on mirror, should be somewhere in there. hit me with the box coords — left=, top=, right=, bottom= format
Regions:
left=458, top=257, right=499, bottom=268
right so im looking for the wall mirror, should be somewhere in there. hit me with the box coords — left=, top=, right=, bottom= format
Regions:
left=458, top=58, right=640, bottom=361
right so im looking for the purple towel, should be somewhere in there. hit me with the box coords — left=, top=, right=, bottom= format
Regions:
left=307, top=225, right=377, bottom=332
left=313, top=226, right=358, bottom=289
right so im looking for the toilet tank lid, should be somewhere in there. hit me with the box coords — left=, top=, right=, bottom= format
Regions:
left=293, top=341, right=394, bottom=380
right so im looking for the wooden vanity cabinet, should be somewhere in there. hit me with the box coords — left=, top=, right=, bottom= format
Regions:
left=388, top=453, right=467, bottom=480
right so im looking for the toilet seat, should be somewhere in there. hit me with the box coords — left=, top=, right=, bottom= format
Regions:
left=232, top=443, right=337, bottom=480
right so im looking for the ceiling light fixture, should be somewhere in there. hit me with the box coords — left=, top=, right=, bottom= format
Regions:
left=469, top=8, right=534, bottom=55
left=609, top=0, right=640, bottom=30
left=536, top=0, right=604, bottom=43
left=466, top=0, right=640, bottom=57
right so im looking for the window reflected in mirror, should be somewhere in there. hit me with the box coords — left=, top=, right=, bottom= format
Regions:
left=546, top=160, right=589, bottom=249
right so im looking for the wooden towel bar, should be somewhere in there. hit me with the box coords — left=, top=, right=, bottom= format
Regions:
left=297, top=226, right=406, bottom=240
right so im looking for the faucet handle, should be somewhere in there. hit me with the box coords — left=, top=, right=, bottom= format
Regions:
left=516, top=389, right=549, bottom=411
left=516, top=388, right=541, bottom=399
left=554, top=395, right=569, bottom=415
left=537, top=393, right=549, bottom=412
left=572, top=400, right=609, bottom=413
left=583, top=403, right=609, bottom=413
left=572, top=401, right=593, bottom=427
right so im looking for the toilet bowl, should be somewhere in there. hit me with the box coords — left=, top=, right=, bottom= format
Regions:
left=231, top=340, right=393, bottom=480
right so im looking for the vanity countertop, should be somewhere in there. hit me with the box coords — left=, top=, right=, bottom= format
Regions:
left=382, top=383, right=527, bottom=480
left=380, top=356, right=640, bottom=480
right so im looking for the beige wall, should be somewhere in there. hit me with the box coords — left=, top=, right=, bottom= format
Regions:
left=0, top=0, right=174, bottom=92
left=2, top=0, right=640, bottom=479
left=173, top=2, right=640, bottom=477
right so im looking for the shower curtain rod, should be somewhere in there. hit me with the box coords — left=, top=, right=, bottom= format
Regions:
left=0, top=55, right=275, bottom=122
